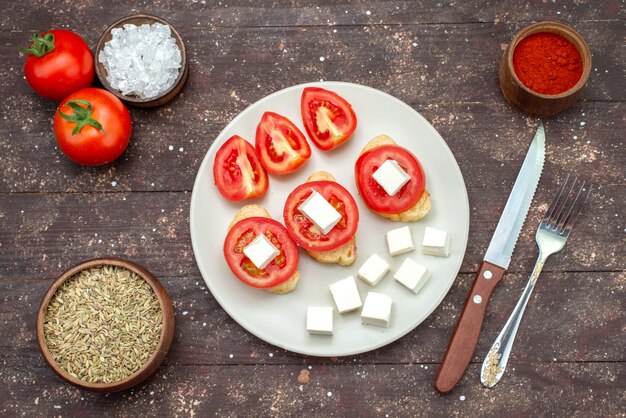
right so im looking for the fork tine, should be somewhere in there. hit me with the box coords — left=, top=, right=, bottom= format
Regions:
left=556, top=179, right=584, bottom=231
left=551, top=175, right=578, bottom=228
left=543, top=174, right=570, bottom=224
left=561, top=181, right=593, bottom=234
left=558, top=180, right=585, bottom=229
left=554, top=177, right=585, bottom=232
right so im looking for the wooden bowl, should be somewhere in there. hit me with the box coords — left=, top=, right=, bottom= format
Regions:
left=36, top=257, right=175, bottom=392
left=95, top=14, right=189, bottom=107
left=499, top=21, right=591, bottom=116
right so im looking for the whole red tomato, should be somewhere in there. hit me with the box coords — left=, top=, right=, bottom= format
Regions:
left=54, top=88, right=132, bottom=166
left=22, top=29, right=94, bottom=101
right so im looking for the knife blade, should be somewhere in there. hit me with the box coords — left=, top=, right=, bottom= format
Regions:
left=434, top=123, right=545, bottom=394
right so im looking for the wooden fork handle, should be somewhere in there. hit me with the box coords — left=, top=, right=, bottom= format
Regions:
left=434, top=261, right=506, bottom=394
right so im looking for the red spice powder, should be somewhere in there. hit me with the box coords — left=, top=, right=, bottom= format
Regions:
left=513, top=32, right=583, bottom=95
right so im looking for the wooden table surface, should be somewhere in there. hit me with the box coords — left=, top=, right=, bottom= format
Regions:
left=1, top=1, right=624, bottom=416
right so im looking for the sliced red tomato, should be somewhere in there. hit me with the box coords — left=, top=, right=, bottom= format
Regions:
left=300, top=87, right=357, bottom=151
left=355, top=145, right=426, bottom=214
left=255, top=111, right=311, bottom=174
left=283, top=181, right=359, bottom=251
left=224, top=217, right=299, bottom=288
left=213, top=135, right=269, bottom=201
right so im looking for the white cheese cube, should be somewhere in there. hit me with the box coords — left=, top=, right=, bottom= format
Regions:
left=422, top=226, right=451, bottom=257
left=372, top=159, right=411, bottom=196
left=329, top=276, right=362, bottom=313
left=385, top=225, right=415, bottom=256
left=361, top=292, right=392, bottom=328
left=243, top=233, right=280, bottom=269
left=298, top=189, right=342, bottom=235
left=357, top=253, right=390, bottom=286
left=394, top=258, right=431, bottom=294
left=306, top=307, right=333, bottom=335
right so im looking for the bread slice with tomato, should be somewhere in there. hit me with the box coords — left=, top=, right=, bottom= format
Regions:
left=283, top=171, right=358, bottom=266
left=355, top=135, right=431, bottom=222
left=225, top=204, right=299, bottom=294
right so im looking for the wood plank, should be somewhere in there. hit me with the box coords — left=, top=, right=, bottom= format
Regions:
left=2, top=0, right=622, bottom=31
left=0, top=180, right=622, bottom=279
left=0, top=99, right=622, bottom=194
left=1, top=271, right=623, bottom=367
left=2, top=21, right=622, bottom=107
left=0, top=363, right=624, bottom=417
left=1, top=21, right=623, bottom=194
left=1, top=57, right=623, bottom=196
left=2, top=20, right=623, bottom=108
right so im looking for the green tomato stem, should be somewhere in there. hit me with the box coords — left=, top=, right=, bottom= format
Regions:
left=58, top=100, right=105, bottom=135
left=20, top=33, right=55, bottom=57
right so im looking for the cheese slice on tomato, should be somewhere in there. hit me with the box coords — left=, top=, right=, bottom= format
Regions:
left=297, top=189, right=342, bottom=235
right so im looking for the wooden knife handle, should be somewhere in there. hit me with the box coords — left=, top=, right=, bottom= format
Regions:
left=434, top=260, right=506, bottom=394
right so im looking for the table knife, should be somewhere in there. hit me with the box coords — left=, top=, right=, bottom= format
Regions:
left=434, top=123, right=546, bottom=394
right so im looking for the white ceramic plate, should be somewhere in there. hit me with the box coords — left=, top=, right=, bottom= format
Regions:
left=190, top=82, right=469, bottom=357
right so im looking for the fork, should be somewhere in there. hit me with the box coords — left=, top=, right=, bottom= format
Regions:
left=480, top=174, right=592, bottom=388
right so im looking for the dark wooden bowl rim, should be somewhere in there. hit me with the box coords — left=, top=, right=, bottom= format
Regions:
left=36, top=257, right=175, bottom=392
left=94, top=13, right=188, bottom=106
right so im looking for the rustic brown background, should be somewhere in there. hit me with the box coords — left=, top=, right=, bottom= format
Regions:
left=1, top=1, right=624, bottom=417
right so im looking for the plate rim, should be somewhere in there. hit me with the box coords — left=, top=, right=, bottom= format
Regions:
left=189, top=81, right=469, bottom=357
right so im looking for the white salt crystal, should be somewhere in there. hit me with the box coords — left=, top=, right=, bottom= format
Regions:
left=99, top=23, right=182, bottom=99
